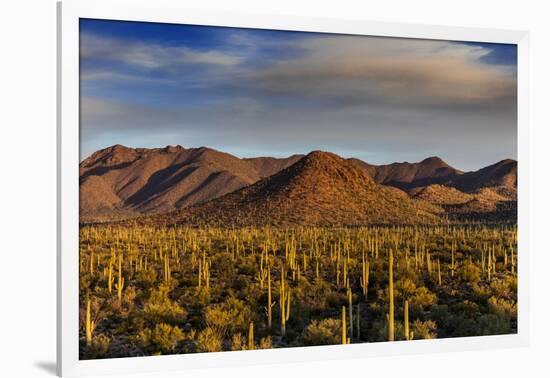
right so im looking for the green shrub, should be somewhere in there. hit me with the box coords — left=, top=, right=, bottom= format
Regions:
left=87, top=333, right=110, bottom=359
left=196, top=327, right=223, bottom=353
left=411, top=319, right=437, bottom=339
left=139, top=323, right=184, bottom=354
left=459, top=263, right=481, bottom=283
left=303, top=318, right=341, bottom=346
left=143, top=285, right=187, bottom=325
left=204, top=297, right=252, bottom=336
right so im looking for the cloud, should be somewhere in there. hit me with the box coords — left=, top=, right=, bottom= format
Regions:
left=80, top=32, right=244, bottom=70
left=237, top=36, right=516, bottom=108
left=79, top=27, right=517, bottom=171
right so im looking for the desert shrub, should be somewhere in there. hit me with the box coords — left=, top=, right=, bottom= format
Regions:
left=258, top=336, right=272, bottom=349
left=204, top=297, right=252, bottom=336
left=87, top=334, right=111, bottom=359
left=302, top=318, right=341, bottom=345
left=230, top=333, right=246, bottom=351
left=395, top=278, right=417, bottom=301
left=459, top=263, right=481, bottom=283
left=196, top=327, right=223, bottom=353
left=373, top=319, right=406, bottom=342
left=487, top=296, right=516, bottom=318
left=123, top=286, right=138, bottom=306
left=411, top=319, right=437, bottom=339
left=139, top=323, right=184, bottom=354
left=490, top=280, right=513, bottom=298
left=479, top=313, right=511, bottom=335
left=143, top=285, right=187, bottom=325
left=411, top=287, right=437, bottom=308
left=293, top=279, right=332, bottom=315
left=455, top=300, right=480, bottom=316
left=134, top=268, right=158, bottom=290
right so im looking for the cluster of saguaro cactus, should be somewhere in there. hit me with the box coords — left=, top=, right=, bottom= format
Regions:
left=79, top=222, right=517, bottom=356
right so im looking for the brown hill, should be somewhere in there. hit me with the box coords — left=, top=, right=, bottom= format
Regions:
left=413, top=184, right=473, bottom=205
left=351, top=156, right=463, bottom=190
left=79, top=144, right=301, bottom=221
left=448, top=159, right=517, bottom=197
left=147, top=151, right=440, bottom=227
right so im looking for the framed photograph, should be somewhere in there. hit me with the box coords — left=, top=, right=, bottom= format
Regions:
left=57, top=0, right=529, bottom=376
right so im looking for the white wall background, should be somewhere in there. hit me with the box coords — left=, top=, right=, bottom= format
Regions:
left=1, top=0, right=548, bottom=377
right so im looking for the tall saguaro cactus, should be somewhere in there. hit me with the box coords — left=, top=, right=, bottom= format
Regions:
left=347, top=287, right=353, bottom=339
left=85, top=297, right=96, bottom=346
left=404, top=300, right=411, bottom=340
left=248, top=322, right=255, bottom=350
left=280, top=266, right=291, bottom=337
left=116, top=254, right=124, bottom=307
left=341, top=305, right=347, bottom=344
left=388, top=249, right=395, bottom=342
left=267, top=264, right=273, bottom=330
left=360, top=252, right=370, bottom=297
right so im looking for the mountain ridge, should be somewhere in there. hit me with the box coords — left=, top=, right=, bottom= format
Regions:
left=80, top=144, right=517, bottom=224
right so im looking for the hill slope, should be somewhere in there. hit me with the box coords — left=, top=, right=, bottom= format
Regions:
left=79, top=144, right=301, bottom=221
left=147, top=151, right=440, bottom=227
left=448, top=159, right=517, bottom=199
left=351, top=156, right=463, bottom=190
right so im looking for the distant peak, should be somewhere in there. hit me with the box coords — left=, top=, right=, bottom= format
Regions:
left=420, top=156, right=447, bottom=165
left=109, top=144, right=130, bottom=151
left=496, top=158, right=517, bottom=165
left=304, top=150, right=342, bottom=161
left=163, top=145, right=184, bottom=153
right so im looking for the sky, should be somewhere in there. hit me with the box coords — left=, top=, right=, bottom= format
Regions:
left=80, top=18, right=517, bottom=171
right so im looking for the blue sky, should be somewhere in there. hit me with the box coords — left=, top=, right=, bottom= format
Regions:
left=80, top=18, right=517, bottom=171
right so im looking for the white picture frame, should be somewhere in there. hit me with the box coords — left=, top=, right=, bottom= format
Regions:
left=57, top=0, right=530, bottom=376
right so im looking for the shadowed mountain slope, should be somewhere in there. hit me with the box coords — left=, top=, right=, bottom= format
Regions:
left=448, top=159, right=517, bottom=198
left=79, top=144, right=301, bottom=221
left=145, top=151, right=441, bottom=227
left=351, top=156, right=463, bottom=190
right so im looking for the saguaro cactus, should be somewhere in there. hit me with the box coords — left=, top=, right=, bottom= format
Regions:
left=85, top=298, right=95, bottom=346
left=341, top=305, right=347, bottom=344
left=248, top=322, right=255, bottom=350
left=108, top=259, right=113, bottom=294
left=404, top=300, right=411, bottom=340
left=280, top=266, right=291, bottom=337
left=116, top=254, right=124, bottom=307
left=360, top=253, right=370, bottom=297
left=347, top=287, right=353, bottom=339
left=267, top=265, right=273, bottom=330
left=437, top=259, right=442, bottom=286
left=388, top=249, right=395, bottom=341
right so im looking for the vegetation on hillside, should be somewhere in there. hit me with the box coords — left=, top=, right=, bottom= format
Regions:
left=79, top=224, right=517, bottom=359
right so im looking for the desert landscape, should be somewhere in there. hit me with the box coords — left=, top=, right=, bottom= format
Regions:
left=78, top=18, right=518, bottom=359
left=79, top=144, right=517, bottom=359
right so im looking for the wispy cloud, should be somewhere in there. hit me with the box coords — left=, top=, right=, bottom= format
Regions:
left=79, top=21, right=517, bottom=171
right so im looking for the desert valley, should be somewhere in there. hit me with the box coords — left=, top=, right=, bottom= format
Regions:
left=79, top=145, right=517, bottom=359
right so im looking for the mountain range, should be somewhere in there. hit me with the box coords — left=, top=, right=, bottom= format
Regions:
left=80, top=145, right=517, bottom=225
